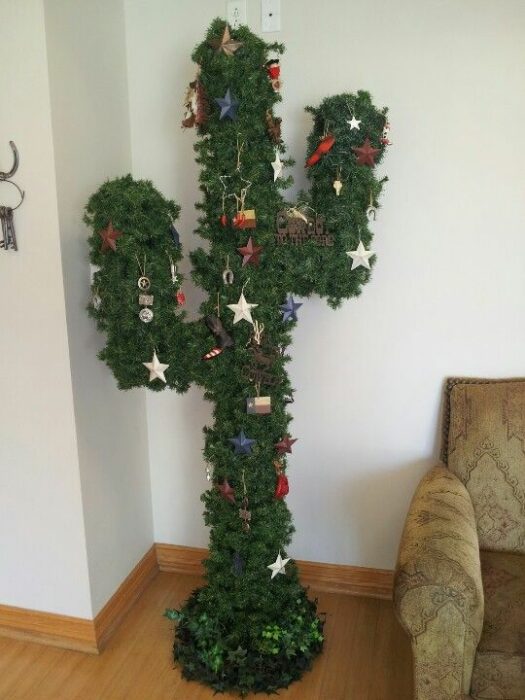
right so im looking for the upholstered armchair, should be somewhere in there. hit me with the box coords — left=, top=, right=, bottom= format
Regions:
left=394, top=378, right=525, bottom=700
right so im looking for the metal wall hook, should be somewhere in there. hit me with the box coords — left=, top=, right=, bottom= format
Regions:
left=0, top=141, right=23, bottom=251
left=0, top=141, right=20, bottom=180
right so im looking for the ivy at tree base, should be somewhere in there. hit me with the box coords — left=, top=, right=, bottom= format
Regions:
left=169, top=586, right=324, bottom=696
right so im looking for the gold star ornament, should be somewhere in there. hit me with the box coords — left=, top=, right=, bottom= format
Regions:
left=211, top=25, right=243, bottom=57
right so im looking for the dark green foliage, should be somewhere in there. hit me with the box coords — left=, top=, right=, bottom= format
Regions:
left=302, top=92, right=388, bottom=307
left=166, top=19, right=389, bottom=696
left=85, top=175, right=191, bottom=391
left=85, top=17, right=389, bottom=697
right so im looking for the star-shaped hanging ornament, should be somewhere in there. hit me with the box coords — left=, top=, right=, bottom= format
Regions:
left=347, top=241, right=375, bottom=270
left=230, top=430, right=256, bottom=455
left=267, top=551, right=291, bottom=580
left=227, top=292, right=258, bottom=325
left=143, top=350, right=169, bottom=383
left=210, top=24, right=243, bottom=56
left=98, top=221, right=123, bottom=252
left=237, top=237, right=262, bottom=267
left=217, top=480, right=236, bottom=503
left=280, top=295, right=303, bottom=322
left=275, top=435, right=297, bottom=455
left=352, top=137, right=380, bottom=166
left=347, top=115, right=362, bottom=130
left=271, top=150, right=283, bottom=181
left=215, top=88, right=239, bottom=120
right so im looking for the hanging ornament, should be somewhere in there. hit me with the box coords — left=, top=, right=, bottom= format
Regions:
left=91, top=288, right=102, bottom=311
left=347, top=240, right=374, bottom=270
left=271, top=150, right=284, bottom=181
left=217, top=479, right=236, bottom=503
left=380, top=120, right=392, bottom=145
left=233, top=551, right=244, bottom=576
left=265, top=58, right=281, bottom=91
left=234, top=209, right=256, bottom=229
left=176, top=289, right=186, bottom=305
left=205, top=465, right=212, bottom=482
left=202, top=314, right=234, bottom=360
left=170, top=223, right=181, bottom=246
left=352, top=137, right=380, bottom=167
left=220, top=213, right=228, bottom=227
left=305, top=132, right=335, bottom=167
left=237, top=237, right=262, bottom=267
left=222, top=255, right=234, bottom=285
left=366, top=192, right=377, bottom=222
left=136, top=255, right=154, bottom=322
left=347, top=114, right=362, bottom=130
left=246, top=384, right=272, bottom=415
left=230, top=430, right=256, bottom=455
left=274, top=461, right=289, bottom=499
left=181, top=77, right=208, bottom=128
left=215, top=88, right=239, bottom=120
left=333, top=168, right=343, bottom=196
left=210, top=24, right=243, bottom=56
left=98, top=221, right=122, bottom=253
left=265, top=110, right=282, bottom=144
left=280, top=295, right=302, bottom=322
left=275, top=435, right=297, bottom=455
left=239, top=470, right=251, bottom=532
left=267, top=551, right=291, bottom=580
left=227, top=285, right=258, bottom=325
left=143, top=350, right=169, bottom=383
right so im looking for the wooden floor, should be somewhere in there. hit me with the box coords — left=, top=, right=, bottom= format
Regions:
left=0, top=572, right=413, bottom=700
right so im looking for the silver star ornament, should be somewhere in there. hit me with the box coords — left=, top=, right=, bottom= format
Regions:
left=267, top=551, right=291, bottom=580
left=227, top=292, right=258, bottom=325
left=271, top=150, right=283, bottom=181
left=143, top=350, right=169, bottom=383
left=347, top=115, right=361, bottom=130
left=346, top=241, right=374, bottom=270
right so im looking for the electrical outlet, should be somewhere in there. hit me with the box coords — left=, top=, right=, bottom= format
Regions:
left=227, top=0, right=247, bottom=29
left=261, top=0, right=281, bottom=32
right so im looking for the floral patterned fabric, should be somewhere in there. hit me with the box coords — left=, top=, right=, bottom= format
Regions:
left=471, top=550, right=525, bottom=699
left=394, top=466, right=484, bottom=699
left=447, top=381, right=525, bottom=554
left=396, top=379, right=525, bottom=700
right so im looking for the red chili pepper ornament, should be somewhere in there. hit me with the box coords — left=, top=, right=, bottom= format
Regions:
left=305, top=133, right=335, bottom=167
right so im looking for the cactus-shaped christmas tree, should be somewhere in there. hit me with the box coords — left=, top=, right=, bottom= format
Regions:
left=86, top=17, right=389, bottom=697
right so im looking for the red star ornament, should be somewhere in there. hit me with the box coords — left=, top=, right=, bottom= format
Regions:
left=275, top=435, right=297, bottom=455
left=217, top=480, right=236, bottom=503
left=352, top=138, right=380, bottom=167
left=98, top=221, right=123, bottom=252
left=237, top=237, right=262, bottom=267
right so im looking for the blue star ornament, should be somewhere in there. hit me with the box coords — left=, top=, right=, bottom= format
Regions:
left=215, top=88, right=239, bottom=120
left=230, top=430, right=256, bottom=455
left=280, top=295, right=303, bottom=322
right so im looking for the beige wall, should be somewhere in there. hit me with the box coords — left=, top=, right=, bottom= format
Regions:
left=44, top=0, right=154, bottom=616
left=0, top=0, right=92, bottom=617
left=125, top=0, right=525, bottom=568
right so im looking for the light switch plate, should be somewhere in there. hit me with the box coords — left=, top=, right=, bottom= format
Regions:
left=261, top=0, right=281, bottom=32
left=227, top=0, right=247, bottom=29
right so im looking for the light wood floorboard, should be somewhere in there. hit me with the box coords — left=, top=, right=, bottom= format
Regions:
left=0, top=572, right=412, bottom=700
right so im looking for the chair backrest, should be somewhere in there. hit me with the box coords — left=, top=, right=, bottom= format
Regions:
left=442, top=378, right=525, bottom=554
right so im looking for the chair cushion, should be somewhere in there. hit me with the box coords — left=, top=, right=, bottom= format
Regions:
left=471, top=550, right=525, bottom=699
left=444, top=378, right=525, bottom=554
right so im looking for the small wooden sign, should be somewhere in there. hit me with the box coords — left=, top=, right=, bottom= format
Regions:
left=247, top=396, right=271, bottom=415
left=275, top=210, right=334, bottom=246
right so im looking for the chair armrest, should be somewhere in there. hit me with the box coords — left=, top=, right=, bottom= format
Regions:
left=394, top=466, right=484, bottom=700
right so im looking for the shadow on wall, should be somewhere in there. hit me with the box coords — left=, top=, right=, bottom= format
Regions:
left=342, top=459, right=433, bottom=569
